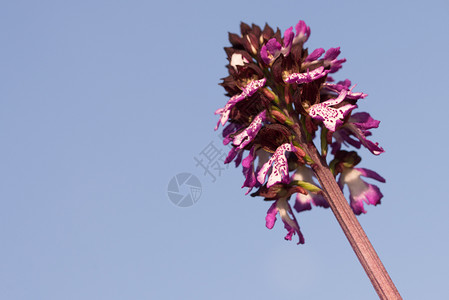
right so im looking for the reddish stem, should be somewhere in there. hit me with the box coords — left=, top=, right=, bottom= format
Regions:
left=294, top=124, right=402, bottom=299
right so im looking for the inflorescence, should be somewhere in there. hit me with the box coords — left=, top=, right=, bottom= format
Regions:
left=215, top=20, right=385, bottom=244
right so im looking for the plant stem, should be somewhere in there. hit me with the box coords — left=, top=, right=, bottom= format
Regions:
left=293, top=124, right=402, bottom=300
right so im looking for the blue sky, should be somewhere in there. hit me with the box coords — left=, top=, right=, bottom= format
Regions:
left=1, top=0, right=449, bottom=299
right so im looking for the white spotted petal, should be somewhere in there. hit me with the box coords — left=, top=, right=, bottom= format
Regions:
left=283, top=66, right=329, bottom=84
left=215, top=78, right=267, bottom=130
left=232, top=110, right=266, bottom=149
left=308, top=89, right=357, bottom=132
left=257, top=143, right=295, bottom=188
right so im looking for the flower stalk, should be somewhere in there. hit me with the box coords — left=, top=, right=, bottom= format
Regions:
left=292, top=122, right=401, bottom=299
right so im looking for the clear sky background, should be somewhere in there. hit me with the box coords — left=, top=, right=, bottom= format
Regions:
left=1, top=0, right=448, bottom=299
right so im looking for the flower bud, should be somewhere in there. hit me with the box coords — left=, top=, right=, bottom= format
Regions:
left=243, top=33, right=259, bottom=55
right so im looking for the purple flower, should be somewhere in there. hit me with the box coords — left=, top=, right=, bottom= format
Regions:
left=241, top=147, right=259, bottom=194
left=293, top=20, right=310, bottom=45
left=222, top=123, right=242, bottom=146
left=323, top=47, right=340, bottom=61
left=261, top=22, right=310, bottom=65
left=242, top=149, right=271, bottom=194
left=293, top=166, right=329, bottom=212
left=283, top=66, right=329, bottom=84
left=281, top=27, right=294, bottom=56
left=224, top=147, right=241, bottom=164
left=232, top=110, right=266, bottom=149
left=215, top=78, right=266, bottom=130
left=323, top=47, right=346, bottom=73
left=308, top=89, right=357, bottom=132
left=323, top=80, right=367, bottom=100
left=260, top=38, right=282, bottom=65
left=261, top=26, right=296, bottom=65
left=234, top=150, right=244, bottom=166
left=257, top=143, right=295, bottom=188
left=266, top=197, right=305, bottom=244
left=331, top=112, right=385, bottom=155
left=303, top=47, right=345, bottom=73
left=338, top=167, right=385, bottom=215
left=305, top=48, right=325, bottom=62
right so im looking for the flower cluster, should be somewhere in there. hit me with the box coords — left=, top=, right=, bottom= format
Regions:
left=215, top=21, right=385, bottom=244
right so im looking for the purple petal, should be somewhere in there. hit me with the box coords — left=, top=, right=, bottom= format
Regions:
left=345, top=123, right=384, bottom=155
left=332, top=110, right=384, bottom=155
left=363, top=184, right=383, bottom=206
left=311, top=194, right=329, bottom=208
left=283, top=66, right=329, bottom=84
left=294, top=193, right=312, bottom=212
left=242, top=169, right=257, bottom=193
left=293, top=166, right=328, bottom=212
left=261, top=38, right=282, bottom=64
left=321, top=47, right=346, bottom=73
left=234, top=149, right=244, bottom=167
left=350, top=183, right=383, bottom=215
left=305, top=48, right=325, bottom=62
left=339, top=129, right=362, bottom=149
left=355, top=168, right=386, bottom=183
left=293, top=20, right=310, bottom=44
left=338, top=168, right=384, bottom=215
left=349, top=193, right=366, bottom=215
left=222, top=123, right=237, bottom=139
left=331, top=128, right=362, bottom=154
left=266, top=38, right=282, bottom=54
left=329, top=58, right=346, bottom=73
left=331, top=112, right=383, bottom=155
left=350, top=112, right=380, bottom=130
left=337, top=79, right=352, bottom=89
left=260, top=44, right=270, bottom=65
left=265, top=202, right=278, bottom=229
left=242, top=147, right=256, bottom=169
left=295, top=192, right=328, bottom=210
left=224, top=147, right=244, bottom=166
left=222, top=123, right=241, bottom=145
left=308, top=90, right=357, bottom=132
left=224, top=148, right=239, bottom=164
left=283, top=27, right=294, bottom=50
left=241, top=147, right=258, bottom=194
left=324, top=82, right=367, bottom=100
left=323, top=47, right=341, bottom=61
left=277, top=198, right=305, bottom=244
